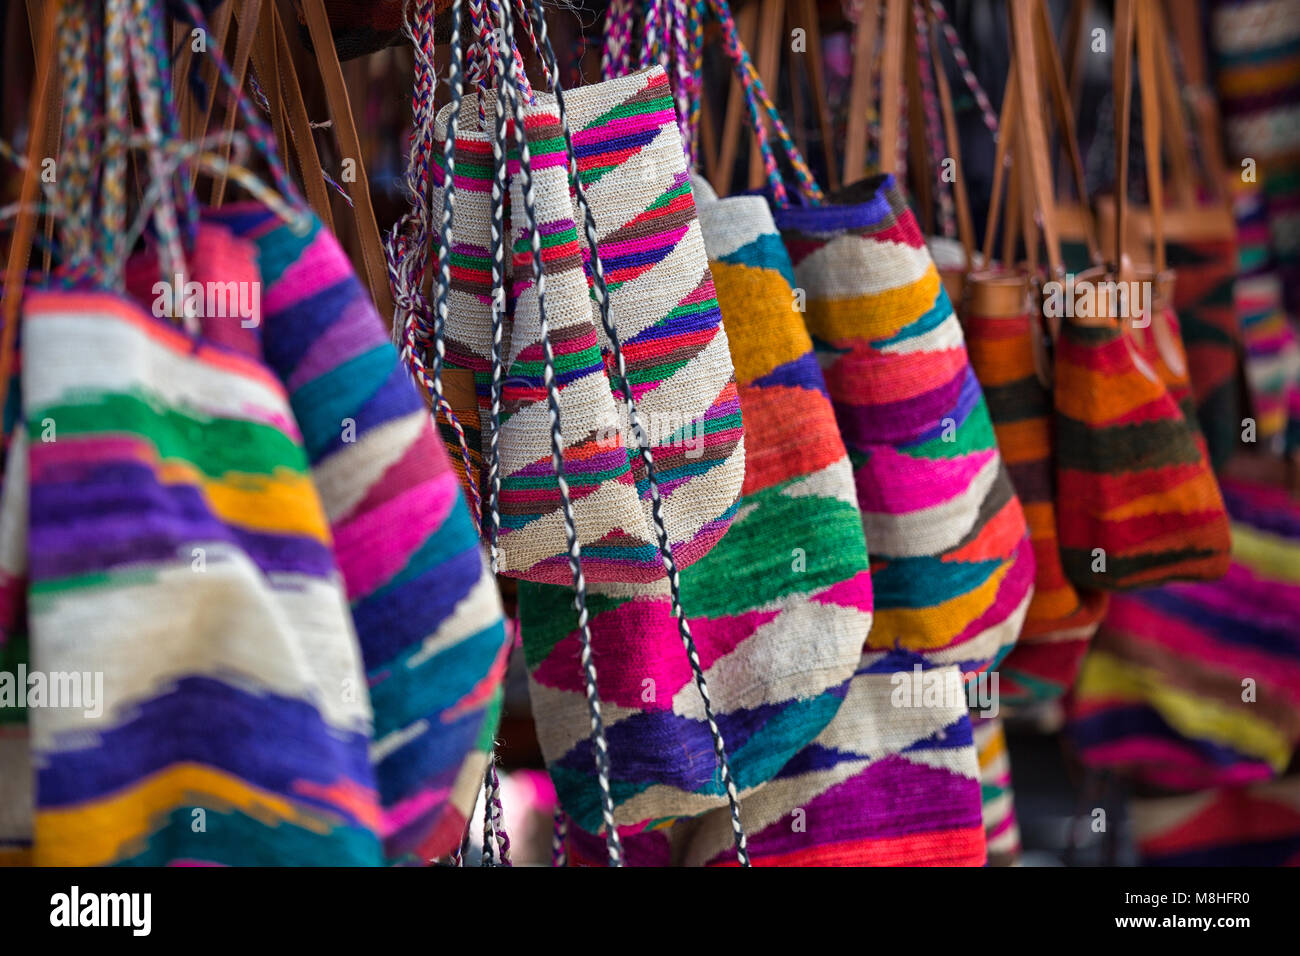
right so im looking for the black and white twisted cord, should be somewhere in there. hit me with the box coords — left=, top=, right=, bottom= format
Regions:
left=523, top=0, right=750, bottom=867
left=498, top=0, right=624, bottom=867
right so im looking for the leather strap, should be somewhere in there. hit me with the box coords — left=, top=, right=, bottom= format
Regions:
left=981, top=67, right=1019, bottom=266
left=1011, top=0, right=1063, bottom=277
left=877, top=0, right=907, bottom=175
left=1112, top=0, right=1135, bottom=276
left=746, top=0, right=785, bottom=190
left=300, top=0, right=395, bottom=325
left=1136, top=0, right=1166, bottom=274
left=843, top=0, right=878, bottom=183
left=211, top=0, right=262, bottom=207
left=795, top=0, right=837, bottom=190
left=271, top=1, right=337, bottom=232
left=2, top=0, right=57, bottom=416
left=1033, top=0, right=1100, bottom=264
left=712, top=0, right=758, bottom=196
left=927, top=1, right=975, bottom=266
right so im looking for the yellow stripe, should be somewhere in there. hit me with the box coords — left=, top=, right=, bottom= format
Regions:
left=710, top=261, right=812, bottom=383
left=1232, top=524, right=1300, bottom=584
left=1076, top=652, right=1291, bottom=771
left=157, top=462, right=332, bottom=541
left=869, top=558, right=1010, bottom=651
left=34, top=763, right=337, bottom=866
left=806, top=268, right=942, bottom=344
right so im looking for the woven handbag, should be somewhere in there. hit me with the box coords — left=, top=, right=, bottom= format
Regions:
left=958, top=7, right=1109, bottom=705
left=1094, top=0, right=1243, bottom=469
left=521, top=179, right=873, bottom=838
left=1054, top=0, right=1231, bottom=592
left=425, top=77, right=745, bottom=585
left=563, top=656, right=988, bottom=867
left=1068, top=466, right=1300, bottom=792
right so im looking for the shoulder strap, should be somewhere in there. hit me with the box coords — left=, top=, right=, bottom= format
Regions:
left=301, top=0, right=396, bottom=326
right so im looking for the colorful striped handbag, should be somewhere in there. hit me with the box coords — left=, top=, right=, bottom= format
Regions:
left=775, top=174, right=1035, bottom=679
left=209, top=203, right=511, bottom=863
left=1067, top=470, right=1300, bottom=792
left=424, top=73, right=745, bottom=585
left=959, top=15, right=1108, bottom=705
left=520, top=180, right=873, bottom=838
left=563, top=657, right=988, bottom=867
left=1054, top=0, right=1231, bottom=592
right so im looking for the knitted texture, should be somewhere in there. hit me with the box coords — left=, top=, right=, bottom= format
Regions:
left=211, top=204, right=510, bottom=863
left=1165, top=234, right=1243, bottom=470
left=519, top=187, right=871, bottom=835
left=21, top=286, right=383, bottom=866
left=972, top=712, right=1021, bottom=867
left=1053, top=297, right=1231, bottom=591
left=1130, top=775, right=1300, bottom=865
left=1212, top=0, right=1300, bottom=313
left=0, top=368, right=30, bottom=866
left=564, top=660, right=987, bottom=866
left=962, top=274, right=1108, bottom=705
left=558, top=67, right=746, bottom=575
left=773, top=175, right=1034, bottom=678
left=431, top=70, right=745, bottom=583
left=1233, top=178, right=1300, bottom=449
left=1068, top=476, right=1300, bottom=791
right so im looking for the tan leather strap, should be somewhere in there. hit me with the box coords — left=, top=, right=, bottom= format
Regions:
left=927, top=1, right=975, bottom=266
left=1136, top=0, right=1166, bottom=274
left=877, top=0, right=908, bottom=176
left=795, top=0, right=837, bottom=190
left=1148, top=1, right=1196, bottom=208
left=1011, top=0, right=1063, bottom=277
left=2, top=0, right=57, bottom=414
left=301, top=0, right=395, bottom=325
left=1112, top=0, right=1135, bottom=274
left=211, top=0, right=262, bottom=207
left=904, top=13, right=932, bottom=230
left=1034, top=0, right=1100, bottom=264
left=843, top=0, right=879, bottom=183
left=1158, top=0, right=1227, bottom=200
left=981, top=67, right=1019, bottom=267
left=746, top=0, right=786, bottom=190
left=713, top=1, right=758, bottom=196
left=271, top=2, right=337, bottom=233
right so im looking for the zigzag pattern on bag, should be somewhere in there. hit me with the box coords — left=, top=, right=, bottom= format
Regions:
left=774, top=175, right=1034, bottom=679
left=1054, top=301, right=1232, bottom=591
left=20, top=282, right=383, bottom=866
left=520, top=188, right=871, bottom=835
left=962, top=277, right=1107, bottom=705
left=564, top=661, right=987, bottom=866
left=213, top=205, right=511, bottom=864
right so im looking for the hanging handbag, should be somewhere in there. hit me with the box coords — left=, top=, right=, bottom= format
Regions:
left=1053, top=0, right=1231, bottom=591
left=523, top=175, right=873, bottom=839
left=959, top=2, right=1109, bottom=706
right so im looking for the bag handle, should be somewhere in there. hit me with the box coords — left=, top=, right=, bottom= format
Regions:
left=0, top=0, right=57, bottom=420
left=843, top=0, right=879, bottom=184
left=1011, top=0, right=1064, bottom=279
left=1033, top=0, right=1101, bottom=265
left=980, top=67, right=1019, bottom=268
left=300, top=0, right=396, bottom=326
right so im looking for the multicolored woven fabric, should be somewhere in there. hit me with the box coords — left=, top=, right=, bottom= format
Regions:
left=433, top=68, right=745, bottom=584
left=21, top=286, right=383, bottom=866
left=961, top=274, right=1107, bottom=705
left=1233, top=178, right=1300, bottom=451
left=1213, top=0, right=1300, bottom=314
left=972, top=712, right=1021, bottom=867
left=565, top=660, right=988, bottom=866
left=1131, top=774, right=1300, bottom=866
left=211, top=204, right=510, bottom=863
left=1165, top=234, right=1243, bottom=470
left=520, top=185, right=871, bottom=835
left=773, top=175, right=1034, bottom=679
left=1053, top=299, right=1231, bottom=591
left=1068, top=475, right=1300, bottom=791
left=0, top=369, right=31, bottom=866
